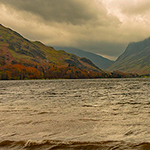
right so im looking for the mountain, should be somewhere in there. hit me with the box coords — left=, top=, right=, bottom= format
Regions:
left=0, top=24, right=138, bottom=79
left=0, top=24, right=110, bottom=79
left=55, top=47, right=114, bottom=70
left=0, top=24, right=102, bottom=71
left=107, top=37, right=150, bottom=75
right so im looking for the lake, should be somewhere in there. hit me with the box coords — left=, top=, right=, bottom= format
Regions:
left=0, top=78, right=150, bottom=149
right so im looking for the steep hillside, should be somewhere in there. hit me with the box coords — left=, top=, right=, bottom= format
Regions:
left=55, top=47, right=114, bottom=70
left=0, top=24, right=102, bottom=72
left=0, top=24, right=138, bottom=79
left=107, top=37, right=150, bottom=75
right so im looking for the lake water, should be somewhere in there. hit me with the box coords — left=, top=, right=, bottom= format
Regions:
left=0, top=78, right=150, bottom=150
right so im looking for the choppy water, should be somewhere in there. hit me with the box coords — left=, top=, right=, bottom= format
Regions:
left=0, top=78, right=150, bottom=150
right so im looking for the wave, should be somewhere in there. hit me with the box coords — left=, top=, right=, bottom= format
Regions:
left=0, top=140, right=150, bottom=150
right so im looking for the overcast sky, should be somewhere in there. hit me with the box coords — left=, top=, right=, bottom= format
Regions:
left=0, top=0, right=150, bottom=60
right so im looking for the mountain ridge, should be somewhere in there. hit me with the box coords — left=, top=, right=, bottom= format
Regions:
left=0, top=24, right=138, bottom=79
left=0, top=24, right=114, bottom=79
left=55, top=47, right=114, bottom=70
left=0, top=24, right=102, bottom=72
left=107, top=37, right=150, bottom=75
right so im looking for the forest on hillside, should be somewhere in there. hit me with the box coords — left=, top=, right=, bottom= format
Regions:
left=0, top=60, right=138, bottom=80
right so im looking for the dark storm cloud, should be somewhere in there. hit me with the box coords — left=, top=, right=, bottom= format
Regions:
left=1, top=0, right=150, bottom=60
left=0, top=0, right=109, bottom=25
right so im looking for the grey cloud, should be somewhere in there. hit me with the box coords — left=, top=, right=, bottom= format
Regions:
left=0, top=0, right=108, bottom=25
left=77, top=41, right=127, bottom=59
left=118, top=0, right=150, bottom=15
left=1, top=0, right=149, bottom=60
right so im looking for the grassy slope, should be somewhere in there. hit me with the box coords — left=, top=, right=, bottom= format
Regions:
left=0, top=24, right=103, bottom=72
left=55, top=47, right=114, bottom=70
left=107, top=38, right=150, bottom=75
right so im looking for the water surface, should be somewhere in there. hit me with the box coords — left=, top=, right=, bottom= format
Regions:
left=0, top=78, right=150, bottom=149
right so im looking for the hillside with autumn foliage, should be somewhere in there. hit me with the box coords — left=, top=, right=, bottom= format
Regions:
left=0, top=24, right=138, bottom=79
